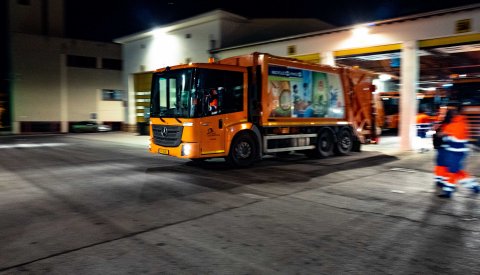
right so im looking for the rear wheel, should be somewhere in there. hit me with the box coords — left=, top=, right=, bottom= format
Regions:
left=309, top=129, right=334, bottom=158
left=226, top=132, right=257, bottom=167
left=318, top=129, right=334, bottom=157
left=335, top=127, right=353, bottom=155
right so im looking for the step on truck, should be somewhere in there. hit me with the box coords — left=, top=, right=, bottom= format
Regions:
left=148, top=52, right=378, bottom=167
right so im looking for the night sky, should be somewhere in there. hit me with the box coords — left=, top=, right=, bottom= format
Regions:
left=65, top=0, right=480, bottom=42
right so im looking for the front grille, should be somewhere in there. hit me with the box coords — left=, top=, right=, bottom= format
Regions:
left=152, top=125, right=183, bottom=147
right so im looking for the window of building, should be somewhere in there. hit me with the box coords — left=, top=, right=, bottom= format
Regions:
left=102, top=89, right=124, bottom=101
left=67, top=55, right=97, bottom=69
left=102, top=58, right=122, bottom=70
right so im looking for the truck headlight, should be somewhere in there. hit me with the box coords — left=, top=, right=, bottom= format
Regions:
left=181, top=143, right=192, bottom=156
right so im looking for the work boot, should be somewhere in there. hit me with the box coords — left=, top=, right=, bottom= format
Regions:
left=435, top=180, right=443, bottom=188
left=438, top=186, right=454, bottom=198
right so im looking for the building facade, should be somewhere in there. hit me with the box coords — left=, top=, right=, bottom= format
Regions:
left=6, top=0, right=124, bottom=134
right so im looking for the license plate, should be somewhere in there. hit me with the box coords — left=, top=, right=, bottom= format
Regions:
left=159, top=148, right=169, bottom=155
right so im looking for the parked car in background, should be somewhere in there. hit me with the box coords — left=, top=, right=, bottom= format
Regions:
left=97, top=124, right=112, bottom=132
left=71, top=121, right=112, bottom=133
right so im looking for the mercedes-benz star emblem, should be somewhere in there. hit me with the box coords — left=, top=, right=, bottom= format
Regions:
left=160, top=127, right=168, bottom=137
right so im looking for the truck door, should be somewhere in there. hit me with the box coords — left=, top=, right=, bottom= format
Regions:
left=196, top=68, right=245, bottom=156
left=199, top=89, right=226, bottom=155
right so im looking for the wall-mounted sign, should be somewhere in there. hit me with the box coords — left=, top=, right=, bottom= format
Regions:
left=455, top=19, right=471, bottom=34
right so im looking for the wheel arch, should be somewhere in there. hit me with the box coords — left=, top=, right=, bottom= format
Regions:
left=225, top=123, right=262, bottom=160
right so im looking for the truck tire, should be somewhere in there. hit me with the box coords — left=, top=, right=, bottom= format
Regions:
left=315, top=129, right=334, bottom=158
left=226, top=132, right=257, bottom=167
left=335, top=127, right=353, bottom=155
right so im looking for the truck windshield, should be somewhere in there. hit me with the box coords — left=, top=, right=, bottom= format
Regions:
left=150, top=69, right=197, bottom=118
left=151, top=68, right=244, bottom=118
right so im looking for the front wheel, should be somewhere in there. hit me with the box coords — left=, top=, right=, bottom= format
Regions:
left=226, top=132, right=257, bottom=167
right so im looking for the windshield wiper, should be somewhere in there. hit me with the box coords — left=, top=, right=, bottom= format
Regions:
left=156, top=111, right=167, bottom=123
left=150, top=111, right=166, bottom=123
left=160, top=109, right=181, bottom=123
left=172, top=113, right=182, bottom=123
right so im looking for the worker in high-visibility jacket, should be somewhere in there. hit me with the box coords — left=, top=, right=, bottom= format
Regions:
left=436, top=104, right=479, bottom=198
left=433, top=107, right=453, bottom=187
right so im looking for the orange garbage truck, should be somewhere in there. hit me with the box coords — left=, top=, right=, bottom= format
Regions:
left=444, top=78, right=480, bottom=147
left=148, top=53, right=378, bottom=166
left=377, top=90, right=446, bottom=130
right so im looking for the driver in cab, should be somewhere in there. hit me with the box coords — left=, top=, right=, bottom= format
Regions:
left=209, top=89, right=219, bottom=114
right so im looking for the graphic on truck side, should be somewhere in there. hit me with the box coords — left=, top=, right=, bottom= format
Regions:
left=267, top=65, right=345, bottom=119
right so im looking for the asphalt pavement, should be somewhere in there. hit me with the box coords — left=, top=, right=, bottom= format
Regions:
left=0, top=131, right=479, bottom=274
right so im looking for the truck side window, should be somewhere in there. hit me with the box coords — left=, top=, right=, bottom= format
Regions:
left=197, top=69, right=244, bottom=116
left=222, top=71, right=244, bottom=114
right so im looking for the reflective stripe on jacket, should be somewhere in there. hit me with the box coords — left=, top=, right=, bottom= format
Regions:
left=441, top=115, right=469, bottom=152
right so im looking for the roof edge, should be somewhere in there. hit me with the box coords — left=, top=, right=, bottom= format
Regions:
left=211, top=3, right=480, bottom=53
left=114, top=9, right=246, bottom=44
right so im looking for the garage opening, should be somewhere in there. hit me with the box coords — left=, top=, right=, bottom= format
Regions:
left=419, top=36, right=480, bottom=146
left=335, top=45, right=402, bottom=136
